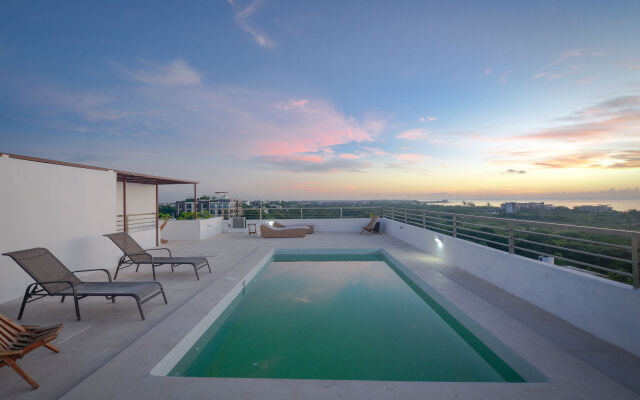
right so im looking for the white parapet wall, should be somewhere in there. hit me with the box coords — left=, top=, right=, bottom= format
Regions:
left=162, top=217, right=225, bottom=241
left=246, top=218, right=371, bottom=233
left=381, top=217, right=640, bottom=358
left=0, top=157, right=120, bottom=304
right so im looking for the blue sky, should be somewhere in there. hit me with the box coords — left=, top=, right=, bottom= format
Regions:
left=1, top=0, right=639, bottom=200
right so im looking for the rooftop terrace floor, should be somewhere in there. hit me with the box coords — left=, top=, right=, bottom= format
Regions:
left=1, top=232, right=639, bottom=399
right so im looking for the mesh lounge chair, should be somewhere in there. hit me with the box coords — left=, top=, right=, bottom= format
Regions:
left=0, top=313, right=63, bottom=389
left=104, top=232, right=211, bottom=281
left=2, top=248, right=167, bottom=321
left=360, top=215, right=380, bottom=234
left=273, top=221, right=315, bottom=234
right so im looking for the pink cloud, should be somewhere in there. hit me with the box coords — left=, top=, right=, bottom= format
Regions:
left=277, top=99, right=310, bottom=110
left=397, top=153, right=427, bottom=162
left=396, top=129, right=429, bottom=140
left=339, top=153, right=362, bottom=159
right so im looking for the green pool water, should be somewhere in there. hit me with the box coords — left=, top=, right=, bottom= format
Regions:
left=169, top=252, right=525, bottom=382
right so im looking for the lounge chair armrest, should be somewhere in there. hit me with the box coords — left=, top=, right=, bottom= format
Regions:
left=145, top=247, right=172, bottom=258
left=73, top=268, right=113, bottom=282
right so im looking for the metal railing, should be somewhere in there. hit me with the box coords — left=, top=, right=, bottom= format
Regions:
left=241, top=207, right=382, bottom=221
left=383, top=207, right=640, bottom=288
left=116, top=212, right=156, bottom=233
left=175, top=208, right=241, bottom=220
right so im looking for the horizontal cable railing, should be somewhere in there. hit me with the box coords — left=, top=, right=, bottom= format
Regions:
left=116, top=212, right=156, bottom=233
left=242, top=207, right=382, bottom=221
left=382, top=207, right=640, bottom=288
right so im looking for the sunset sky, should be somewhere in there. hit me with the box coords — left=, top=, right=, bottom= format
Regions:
left=1, top=1, right=639, bottom=201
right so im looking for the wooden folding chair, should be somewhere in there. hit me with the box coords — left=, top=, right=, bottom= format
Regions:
left=0, top=314, right=63, bottom=389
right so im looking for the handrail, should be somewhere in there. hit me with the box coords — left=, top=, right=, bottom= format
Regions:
left=384, top=207, right=640, bottom=237
left=382, top=206, right=640, bottom=288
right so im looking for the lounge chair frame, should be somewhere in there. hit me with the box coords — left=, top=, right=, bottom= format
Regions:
left=0, top=313, right=63, bottom=389
left=104, top=232, right=211, bottom=281
left=3, top=248, right=167, bottom=321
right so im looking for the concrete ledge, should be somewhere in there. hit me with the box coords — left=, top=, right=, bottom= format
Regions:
left=246, top=218, right=370, bottom=232
left=381, top=218, right=640, bottom=358
left=162, top=217, right=224, bottom=241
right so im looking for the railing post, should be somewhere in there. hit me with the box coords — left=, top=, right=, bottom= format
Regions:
left=422, top=211, right=426, bottom=229
left=259, top=208, right=262, bottom=222
left=300, top=208, right=303, bottom=220
left=404, top=209, right=407, bottom=224
left=632, top=236, right=639, bottom=289
left=340, top=208, right=343, bottom=219
left=452, top=215, right=457, bottom=238
left=508, top=222, right=515, bottom=254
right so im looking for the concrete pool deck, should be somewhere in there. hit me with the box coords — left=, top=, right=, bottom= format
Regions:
left=1, top=232, right=639, bottom=399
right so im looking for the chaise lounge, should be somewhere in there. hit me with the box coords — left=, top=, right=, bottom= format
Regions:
left=2, top=247, right=167, bottom=321
left=273, top=221, right=315, bottom=233
left=0, top=313, right=63, bottom=389
left=104, top=232, right=211, bottom=280
left=260, top=224, right=308, bottom=238
left=360, top=215, right=380, bottom=234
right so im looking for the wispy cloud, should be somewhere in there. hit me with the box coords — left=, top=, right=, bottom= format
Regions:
left=488, top=95, right=640, bottom=170
left=533, top=150, right=640, bottom=169
left=500, top=70, right=513, bottom=85
left=396, top=128, right=429, bottom=140
left=419, top=116, right=436, bottom=122
left=504, top=168, right=526, bottom=174
left=24, top=58, right=386, bottom=167
left=227, top=0, right=274, bottom=48
left=548, top=48, right=584, bottom=67
left=127, top=59, right=202, bottom=86
left=533, top=71, right=566, bottom=81
left=504, top=95, right=640, bottom=143
left=256, top=154, right=371, bottom=173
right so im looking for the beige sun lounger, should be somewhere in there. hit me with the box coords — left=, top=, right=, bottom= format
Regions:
left=260, top=224, right=307, bottom=238
left=273, top=221, right=315, bottom=234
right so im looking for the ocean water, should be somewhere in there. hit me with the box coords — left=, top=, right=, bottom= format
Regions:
left=421, top=199, right=640, bottom=211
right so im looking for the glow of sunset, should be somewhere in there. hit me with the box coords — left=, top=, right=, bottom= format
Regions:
left=1, top=1, right=639, bottom=201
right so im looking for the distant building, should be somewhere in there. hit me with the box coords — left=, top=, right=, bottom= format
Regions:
left=502, top=202, right=552, bottom=213
left=175, top=192, right=241, bottom=217
left=573, top=205, right=613, bottom=214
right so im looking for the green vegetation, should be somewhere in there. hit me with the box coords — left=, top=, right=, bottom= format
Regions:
left=241, top=200, right=639, bottom=285
left=159, top=204, right=176, bottom=217
left=176, top=211, right=215, bottom=220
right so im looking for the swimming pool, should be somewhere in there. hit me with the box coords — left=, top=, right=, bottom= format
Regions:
left=152, top=249, right=543, bottom=382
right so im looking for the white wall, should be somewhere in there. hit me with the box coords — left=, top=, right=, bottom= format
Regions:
left=381, top=218, right=640, bottom=358
left=0, top=157, right=119, bottom=304
left=245, top=218, right=370, bottom=232
left=161, top=218, right=224, bottom=241
left=116, top=181, right=155, bottom=215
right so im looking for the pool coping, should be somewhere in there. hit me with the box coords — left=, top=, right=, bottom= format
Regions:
left=58, top=235, right=640, bottom=400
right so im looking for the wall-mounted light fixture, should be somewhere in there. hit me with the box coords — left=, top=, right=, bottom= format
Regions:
left=434, top=236, right=443, bottom=248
